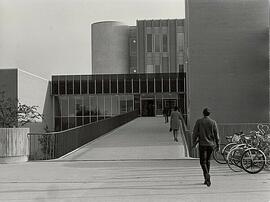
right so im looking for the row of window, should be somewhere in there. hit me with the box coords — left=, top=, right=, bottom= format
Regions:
left=51, top=73, right=186, bottom=95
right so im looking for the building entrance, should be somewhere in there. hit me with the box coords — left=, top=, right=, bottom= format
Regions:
left=141, top=99, right=155, bottom=117
left=164, top=99, right=177, bottom=113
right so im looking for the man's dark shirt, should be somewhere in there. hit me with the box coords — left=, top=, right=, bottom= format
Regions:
left=193, top=116, right=219, bottom=147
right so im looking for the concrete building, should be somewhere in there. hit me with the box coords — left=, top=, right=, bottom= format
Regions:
left=185, top=0, right=269, bottom=127
left=0, top=68, right=53, bottom=132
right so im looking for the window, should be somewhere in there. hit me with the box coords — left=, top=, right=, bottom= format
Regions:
left=74, top=76, right=80, bottom=94
left=52, top=76, right=58, bottom=94
left=147, top=34, right=152, bottom=52
left=118, top=75, right=124, bottom=93
left=81, top=75, right=88, bottom=94
left=67, top=76, right=73, bottom=94
left=59, top=76, right=66, bottom=95
left=162, top=35, right=168, bottom=52
left=111, top=75, right=117, bottom=93
left=103, top=75, right=110, bottom=93
left=155, top=76, right=162, bottom=92
left=96, top=75, right=102, bottom=94
left=148, top=75, right=154, bottom=93
left=154, top=34, right=160, bottom=52
left=177, top=33, right=184, bottom=52
left=162, top=57, right=169, bottom=73
left=89, top=76, right=95, bottom=94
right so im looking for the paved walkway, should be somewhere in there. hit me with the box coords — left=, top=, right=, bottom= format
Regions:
left=0, top=117, right=269, bottom=201
left=62, top=117, right=188, bottom=160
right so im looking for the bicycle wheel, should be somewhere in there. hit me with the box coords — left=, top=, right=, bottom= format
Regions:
left=222, top=142, right=237, bottom=162
left=262, top=147, right=270, bottom=171
left=227, top=146, right=245, bottom=172
left=213, top=143, right=227, bottom=164
left=241, top=148, right=266, bottom=174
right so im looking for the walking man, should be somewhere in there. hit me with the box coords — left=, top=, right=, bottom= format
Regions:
left=192, top=108, right=219, bottom=187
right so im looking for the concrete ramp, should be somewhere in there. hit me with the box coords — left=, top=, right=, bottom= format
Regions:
left=61, top=117, right=189, bottom=160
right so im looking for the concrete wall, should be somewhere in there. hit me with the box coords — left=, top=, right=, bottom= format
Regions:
left=186, top=0, right=269, bottom=126
left=92, top=21, right=129, bottom=74
left=18, top=69, right=53, bottom=132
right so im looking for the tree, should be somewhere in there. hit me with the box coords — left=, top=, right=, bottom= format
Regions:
left=0, top=90, right=43, bottom=128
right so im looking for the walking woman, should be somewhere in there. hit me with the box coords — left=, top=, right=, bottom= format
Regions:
left=170, top=106, right=185, bottom=142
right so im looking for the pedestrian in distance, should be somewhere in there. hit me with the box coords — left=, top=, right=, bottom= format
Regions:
left=163, top=107, right=169, bottom=123
left=192, top=108, right=220, bottom=187
left=170, top=106, right=185, bottom=142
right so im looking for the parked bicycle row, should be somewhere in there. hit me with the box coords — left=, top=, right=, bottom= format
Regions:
left=213, top=123, right=270, bottom=174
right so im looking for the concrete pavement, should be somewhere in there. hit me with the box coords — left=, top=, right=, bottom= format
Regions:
left=0, top=117, right=269, bottom=201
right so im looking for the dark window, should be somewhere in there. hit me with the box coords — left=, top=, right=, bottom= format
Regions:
left=125, top=75, right=132, bottom=93
left=52, top=76, right=58, bottom=94
left=91, top=116, right=97, bottom=123
left=62, top=117, right=68, bottom=130
left=89, top=76, right=95, bottom=94
left=148, top=75, right=154, bottom=93
left=133, top=76, right=139, bottom=93
left=54, top=117, right=61, bottom=132
left=59, top=76, right=66, bottom=95
left=162, top=35, right=168, bottom=52
left=118, top=75, right=124, bottom=93
left=161, top=20, right=168, bottom=26
left=68, top=117, right=75, bottom=129
left=155, top=75, right=162, bottom=92
left=146, top=20, right=152, bottom=27
left=84, top=117, right=90, bottom=125
left=153, top=20, right=160, bottom=27
left=103, top=75, right=110, bottom=93
left=96, top=75, right=102, bottom=94
left=140, top=74, right=147, bottom=93
left=162, top=57, right=169, bottom=73
left=154, top=34, right=160, bottom=52
left=81, top=75, right=88, bottom=94
left=111, top=75, right=117, bottom=93
left=170, top=75, right=177, bottom=92
left=54, top=97, right=61, bottom=116
left=163, top=74, right=169, bottom=92
left=134, top=94, right=140, bottom=111
left=74, top=75, right=80, bottom=94
left=67, top=76, right=73, bottom=94
left=76, top=117, right=83, bottom=127
left=178, top=77, right=184, bottom=92
left=147, top=34, right=152, bottom=52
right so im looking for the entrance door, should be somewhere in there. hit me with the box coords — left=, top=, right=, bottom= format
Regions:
left=141, top=99, right=155, bottom=117
left=164, top=99, right=177, bottom=113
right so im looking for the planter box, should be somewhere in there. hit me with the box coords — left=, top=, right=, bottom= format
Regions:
left=0, top=128, right=29, bottom=163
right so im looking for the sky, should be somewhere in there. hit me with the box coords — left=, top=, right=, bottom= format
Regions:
left=0, top=0, right=185, bottom=80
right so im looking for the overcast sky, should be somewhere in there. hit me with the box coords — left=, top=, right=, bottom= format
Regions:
left=0, top=0, right=185, bottom=79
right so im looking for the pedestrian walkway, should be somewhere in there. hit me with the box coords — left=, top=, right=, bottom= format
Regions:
left=0, top=160, right=269, bottom=202
left=62, top=117, right=189, bottom=161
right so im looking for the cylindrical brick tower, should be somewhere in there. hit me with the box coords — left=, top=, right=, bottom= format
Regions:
left=91, top=21, right=129, bottom=74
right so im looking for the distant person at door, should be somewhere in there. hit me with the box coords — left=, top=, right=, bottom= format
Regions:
left=170, top=106, right=185, bottom=142
left=192, top=108, right=219, bottom=187
left=163, top=107, right=170, bottom=123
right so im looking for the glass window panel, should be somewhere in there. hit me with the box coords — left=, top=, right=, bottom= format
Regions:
left=105, top=95, right=111, bottom=117
left=68, top=96, right=75, bottom=116
left=59, top=76, right=66, bottom=95
left=170, top=76, right=177, bottom=92
left=134, top=94, right=140, bottom=112
left=148, top=75, right=154, bottom=93
left=178, top=77, right=184, bottom=92
left=76, top=117, right=83, bottom=127
left=118, top=75, right=124, bottom=93
left=68, top=117, right=75, bottom=129
left=161, top=20, right=168, bottom=26
left=162, top=56, right=169, bottom=73
left=91, top=117, right=97, bottom=123
left=111, top=95, right=119, bottom=116
left=54, top=117, right=61, bottom=132
left=163, top=74, right=170, bottom=92
left=147, top=34, right=152, bottom=52
left=156, top=99, right=162, bottom=115
left=54, top=97, right=61, bottom=116
left=127, top=95, right=133, bottom=112
left=75, top=96, right=83, bottom=116
left=62, top=117, right=68, bottom=130
left=155, top=75, right=162, bottom=93
left=111, top=75, right=117, bottom=93
left=140, top=75, right=147, bottom=93
left=90, top=96, right=97, bottom=116
left=97, top=96, right=104, bottom=117
left=67, top=75, right=73, bottom=94
left=96, top=75, right=102, bottom=94
left=153, top=20, right=160, bottom=27
left=177, top=33, right=184, bottom=52
left=81, top=75, right=88, bottom=94
left=83, top=96, right=90, bottom=116
left=74, top=75, right=80, bottom=94
left=133, top=75, right=139, bottom=93
left=154, top=34, right=160, bottom=52
left=125, top=75, right=132, bottom=93
left=89, top=76, right=95, bottom=94
left=60, top=96, right=68, bottom=116
left=52, top=76, right=58, bottom=94
left=162, top=35, right=168, bottom=52
left=103, top=75, right=110, bottom=94
left=84, top=117, right=90, bottom=125
left=120, top=95, right=126, bottom=114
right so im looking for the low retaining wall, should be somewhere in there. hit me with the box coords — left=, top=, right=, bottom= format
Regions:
left=0, top=128, right=29, bottom=163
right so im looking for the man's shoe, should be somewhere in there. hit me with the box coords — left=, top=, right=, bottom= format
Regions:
left=175, top=138, right=178, bottom=142
left=204, top=180, right=207, bottom=185
left=205, top=174, right=211, bottom=187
